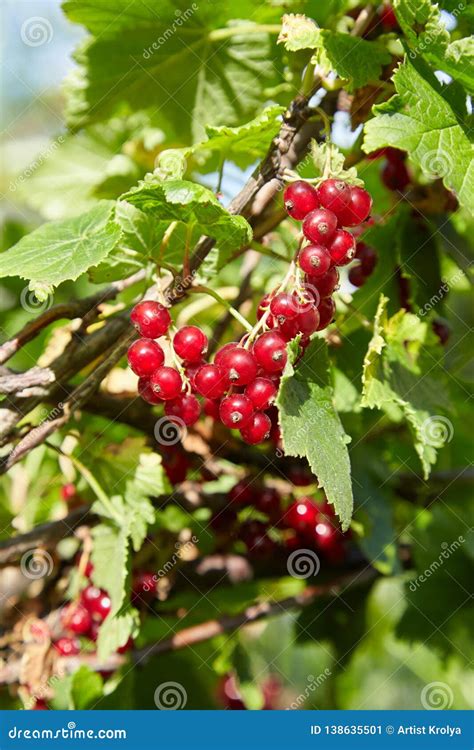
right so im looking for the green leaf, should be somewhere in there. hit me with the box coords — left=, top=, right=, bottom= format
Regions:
left=91, top=522, right=130, bottom=612
left=310, top=141, right=363, bottom=185
left=361, top=295, right=452, bottom=478
left=278, top=15, right=390, bottom=91
left=63, top=1, right=282, bottom=139
left=363, top=58, right=474, bottom=211
left=71, top=666, right=104, bottom=709
left=97, top=605, right=140, bottom=660
left=276, top=338, right=354, bottom=531
left=393, top=0, right=474, bottom=94
left=0, top=201, right=121, bottom=292
left=121, top=176, right=252, bottom=257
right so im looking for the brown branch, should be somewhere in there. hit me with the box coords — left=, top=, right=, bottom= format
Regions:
left=0, top=567, right=377, bottom=683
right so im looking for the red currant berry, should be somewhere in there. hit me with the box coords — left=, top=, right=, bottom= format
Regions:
left=81, top=584, right=101, bottom=610
left=127, top=338, right=164, bottom=377
left=337, top=186, right=373, bottom=226
left=245, top=377, right=277, bottom=411
left=296, top=306, right=320, bottom=336
left=53, top=637, right=81, bottom=656
left=214, top=341, right=238, bottom=364
left=240, top=520, right=274, bottom=558
left=82, top=586, right=111, bottom=622
left=283, top=180, right=319, bottom=220
left=432, top=318, right=450, bottom=345
left=285, top=497, right=319, bottom=534
left=173, top=326, right=208, bottom=362
left=257, top=295, right=272, bottom=321
left=163, top=449, right=190, bottom=484
left=253, top=332, right=287, bottom=374
left=165, top=394, right=201, bottom=426
left=310, top=267, right=340, bottom=298
left=219, top=347, right=258, bottom=386
left=287, top=464, right=313, bottom=486
left=184, top=360, right=205, bottom=384
left=203, top=398, right=220, bottom=419
left=229, top=477, right=258, bottom=506
left=380, top=2, right=398, bottom=30
left=318, top=178, right=351, bottom=216
left=137, top=376, right=163, bottom=405
left=150, top=366, right=183, bottom=401
left=277, top=317, right=300, bottom=342
left=269, top=293, right=298, bottom=323
left=355, top=242, right=377, bottom=275
left=88, top=621, right=100, bottom=642
left=61, top=604, right=92, bottom=635
left=328, top=229, right=356, bottom=266
left=32, top=700, right=49, bottom=710
left=130, top=300, right=171, bottom=338
left=298, top=244, right=331, bottom=277
left=311, top=520, right=345, bottom=563
left=381, top=160, right=410, bottom=191
left=302, top=208, right=338, bottom=245
left=316, top=297, right=336, bottom=330
left=61, top=483, right=76, bottom=502
left=240, top=412, right=272, bottom=445
left=132, top=571, right=157, bottom=601
left=218, top=674, right=247, bottom=710
left=219, top=394, right=254, bottom=429
left=386, top=147, right=407, bottom=163
left=194, top=364, right=228, bottom=399
left=348, top=265, right=367, bottom=288
left=255, top=487, right=281, bottom=521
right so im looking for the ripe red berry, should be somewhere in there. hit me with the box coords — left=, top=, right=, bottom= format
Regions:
left=138, top=376, right=163, bottom=404
left=240, top=412, right=272, bottom=445
left=296, top=306, right=320, bottom=336
left=381, top=160, right=410, bottom=191
left=285, top=497, right=319, bottom=534
left=150, top=366, right=183, bottom=400
left=53, top=637, right=81, bottom=656
left=81, top=586, right=111, bottom=622
left=277, top=317, right=300, bottom=342
left=255, top=487, right=281, bottom=521
left=318, top=179, right=351, bottom=216
left=173, top=326, right=208, bottom=362
left=132, top=571, right=157, bottom=601
left=203, top=398, right=220, bottom=419
left=328, top=229, right=356, bottom=266
left=287, top=464, right=313, bottom=486
left=355, top=242, right=377, bottom=275
left=316, top=297, right=336, bottom=330
left=348, top=265, right=367, bottom=288
left=380, top=2, right=398, bottom=30
left=229, top=477, right=258, bottom=506
left=302, top=208, right=338, bottom=245
left=32, top=700, right=49, bottom=710
left=214, top=342, right=238, bottom=364
left=269, top=293, right=298, bottom=323
left=253, top=332, right=287, bottom=373
left=194, top=364, right=228, bottom=399
left=432, top=318, right=450, bottom=345
left=298, top=244, right=331, bottom=277
left=245, top=377, right=277, bottom=411
left=240, top=520, right=274, bottom=558
left=337, top=186, right=373, bottom=226
left=283, top=180, right=319, bottom=220
left=127, top=338, right=164, bottom=377
left=130, top=300, right=171, bottom=338
left=311, top=520, right=345, bottom=563
left=219, top=394, right=254, bottom=429
left=61, top=604, right=92, bottom=635
left=310, top=267, right=340, bottom=298
left=256, top=295, right=272, bottom=321
left=163, top=449, right=190, bottom=484
left=219, top=347, right=258, bottom=386
left=165, top=394, right=201, bottom=425
left=61, top=483, right=76, bottom=502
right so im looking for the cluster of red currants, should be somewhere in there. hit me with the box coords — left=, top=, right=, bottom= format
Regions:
left=284, top=177, right=374, bottom=301
left=213, top=477, right=347, bottom=564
